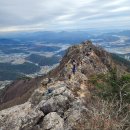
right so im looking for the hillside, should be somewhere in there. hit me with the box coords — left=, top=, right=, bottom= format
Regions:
left=0, top=62, right=40, bottom=81
left=111, top=53, right=130, bottom=72
left=0, top=41, right=130, bottom=130
left=26, top=54, right=60, bottom=66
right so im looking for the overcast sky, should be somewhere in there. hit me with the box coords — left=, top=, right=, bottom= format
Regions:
left=0, top=0, right=130, bottom=32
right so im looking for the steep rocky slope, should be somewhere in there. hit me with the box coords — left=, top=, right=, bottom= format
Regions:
left=0, top=41, right=128, bottom=130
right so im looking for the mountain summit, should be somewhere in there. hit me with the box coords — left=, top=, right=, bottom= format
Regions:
left=0, top=41, right=129, bottom=130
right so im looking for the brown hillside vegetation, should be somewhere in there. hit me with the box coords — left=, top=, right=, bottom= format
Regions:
left=0, top=76, right=43, bottom=110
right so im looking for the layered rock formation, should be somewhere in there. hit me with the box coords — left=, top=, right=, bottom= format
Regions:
left=0, top=41, right=127, bottom=130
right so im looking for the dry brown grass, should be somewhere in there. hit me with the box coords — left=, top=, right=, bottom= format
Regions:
left=82, top=98, right=130, bottom=130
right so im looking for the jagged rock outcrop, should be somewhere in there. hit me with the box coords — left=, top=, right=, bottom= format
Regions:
left=0, top=102, right=43, bottom=130
left=41, top=112, right=64, bottom=130
left=49, top=41, right=109, bottom=79
left=0, top=41, right=128, bottom=130
left=39, top=94, right=70, bottom=115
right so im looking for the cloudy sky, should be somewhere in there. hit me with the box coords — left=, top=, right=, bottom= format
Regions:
left=0, top=0, right=130, bottom=32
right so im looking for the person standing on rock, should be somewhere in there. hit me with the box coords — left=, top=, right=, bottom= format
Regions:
left=72, top=60, right=76, bottom=74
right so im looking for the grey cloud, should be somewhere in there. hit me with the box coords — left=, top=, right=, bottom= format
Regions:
left=0, top=0, right=130, bottom=32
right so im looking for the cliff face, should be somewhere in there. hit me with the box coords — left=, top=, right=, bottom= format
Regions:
left=0, top=41, right=128, bottom=130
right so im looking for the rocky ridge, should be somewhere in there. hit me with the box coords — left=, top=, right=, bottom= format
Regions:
left=0, top=41, right=127, bottom=130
